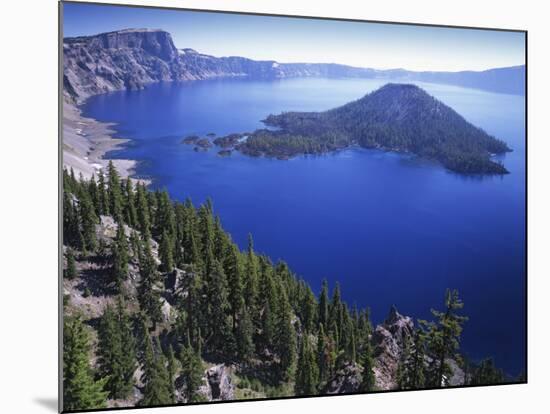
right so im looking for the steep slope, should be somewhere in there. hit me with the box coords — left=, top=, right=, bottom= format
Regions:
left=63, top=29, right=185, bottom=101
left=63, top=28, right=525, bottom=103
left=237, top=83, right=510, bottom=174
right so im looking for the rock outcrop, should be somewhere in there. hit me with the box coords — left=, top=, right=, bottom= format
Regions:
left=63, top=29, right=186, bottom=101
left=372, top=305, right=415, bottom=390
left=323, top=363, right=363, bottom=394
left=176, top=364, right=235, bottom=403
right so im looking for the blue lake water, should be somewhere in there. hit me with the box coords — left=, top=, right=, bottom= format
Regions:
left=83, top=77, right=526, bottom=376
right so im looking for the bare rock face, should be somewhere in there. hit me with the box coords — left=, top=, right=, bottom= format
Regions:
left=205, top=364, right=235, bottom=401
left=63, top=29, right=185, bottom=102
left=62, top=29, right=378, bottom=103
left=445, top=358, right=465, bottom=386
left=372, top=305, right=414, bottom=390
left=323, top=362, right=363, bottom=394
left=176, top=364, right=234, bottom=403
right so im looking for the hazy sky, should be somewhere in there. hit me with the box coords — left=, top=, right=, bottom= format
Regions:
left=62, top=2, right=525, bottom=72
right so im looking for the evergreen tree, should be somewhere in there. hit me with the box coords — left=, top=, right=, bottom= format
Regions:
left=204, top=259, right=232, bottom=355
left=295, top=334, right=319, bottom=395
left=166, top=345, right=178, bottom=399
left=136, top=183, right=151, bottom=239
left=179, top=341, right=204, bottom=403
left=124, top=178, right=138, bottom=228
left=236, top=307, right=254, bottom=360
left=420, top=289, right=468, bottom=387
left=65, top=248, right=77, bottom=280
left=117, top=298, right=137, bottom=394
left=97, top=300, right=136, bottom=399
left=63, top=317, right=108, bottom=410
left=396, top=333, right=411, bottom=390
left=112, top=222, right=129, bottom=292
left=159, top=230, right=174, bottom=273
left=141, top=333, right=172, bottom=406
left=63, top=191, right=82, bottom=249
left=407, top=329, right=426, bottom=389
left=107, top=161, right=123, bottom=222
left=97, top=172, right=109, bottom=216
left=243, top=233, right=259, bottom=312
left=300, top=283, right=317, bottom=333
left=184, top=273, right=203, bottom=349
left=275, top=288, right=296, bottom=381
left=469, top=358, right=505, bottom=385
left=88, top=175, right=100, bottom=217
left=226, top=244, right=244, bottom=331
left=318, top=279, right=329, bottom=331
left=360, top=338, right=375, bottom=392
left=79, top=190, right=98, bottom=254
left=329, top=282, right=343, bottom=348
left=317, top=324, right=329, bottom=385
left=138, top=239, right=163, bottom=327
left=258, top=267, right=277, bottom=351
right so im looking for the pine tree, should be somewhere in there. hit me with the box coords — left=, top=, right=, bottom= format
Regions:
left=65, top=248, right=77, bottom=280
left=136, top=183, right=151, bottom=239
left=198, top=203, right=215, bottom=275
left=138, top=239, right=163, bottom=327
left=112, top=222, right=129, bottom=292
left=186, top=275, right=202, bottom=349
left=406, top=329, right=426, bottom=389
left=88, top=175, right=100, bottom=217
left=329, top=282, right=343, bottom=349
left=166, top=345, right=178, bottom=399
left=226, top=245, right=244, bottom=331
left=236, top=307, right=254, bottom=360
left=79, top=190, right=98, bottom=254
left=360, top=338, right=375, bottom=392
left=107, top=161, right=123, bottom=222
left=469, top=358, right=505, bottom=385
left=396, top=334, right=411, bottom=390
left=318, top=279, right=329, bottom=331
left=204, top=259, right=232, bottom=355
left=317, top=323, right=329, bottom=385
left=243, top=233, right=259, bottom=312
left=300, top=283, right=317, bottom=333
left=117, top=298, right=137, bottom=395
left=63, top=191, right=81, bottom=249
left=141, top=333, right=172, bottom=406
left=124, top=178, right=138, bottom=228
left=63, top=317, right=108, bottom=410
left=295, top=334, right=319, bottom=396
left=420, top=289, right=468, bottom=387
left=258, top=266, right=277, bottom=351
left=159, top=230, right=174, bottom=273
left=275, top=288, right=296, bottom=381
left=97, top=300, right=136, bottom=400
left=179, top=341, right=204, bottom=403
left=97, top=172, right=109, bottom=216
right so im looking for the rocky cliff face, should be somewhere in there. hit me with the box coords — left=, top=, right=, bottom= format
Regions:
left=372, top=305, right=415, bottom=390
left=63, top=28, right=524, bottom=103
left=63, top=29, right=187, bottom=101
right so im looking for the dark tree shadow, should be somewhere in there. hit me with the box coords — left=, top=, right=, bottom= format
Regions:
left=33, top=397, right=58, bottom=412
left=77, top=266, right=118, bottom=296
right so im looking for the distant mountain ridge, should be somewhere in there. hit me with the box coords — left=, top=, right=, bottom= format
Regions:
left=63, top=28, right=525, bottom=102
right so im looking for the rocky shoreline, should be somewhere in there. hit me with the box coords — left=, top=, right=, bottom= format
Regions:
left=62, top=101, right=146, bottom=183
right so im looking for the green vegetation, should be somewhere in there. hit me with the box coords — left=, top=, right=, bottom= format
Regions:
left=62, top=164, right=503, bottom=410
left=234, top=84, right=510, bottom=174
left=63, top=317, right=108, bottom=410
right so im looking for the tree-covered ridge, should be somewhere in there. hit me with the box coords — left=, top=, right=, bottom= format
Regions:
left=62, top=164, right=509, bottom=411
left=234, top=84, right=511, bottom=174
